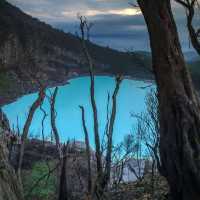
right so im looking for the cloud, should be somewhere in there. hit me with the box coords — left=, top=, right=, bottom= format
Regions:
left=7, top=0, right=189, bottom=24
left=8, top=0, right=142, bottom=21
left=61, top=8, right=141, bottom=19
left=7, top=0, right=199, bottom=52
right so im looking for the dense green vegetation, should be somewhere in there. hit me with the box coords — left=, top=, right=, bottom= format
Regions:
left=22, top=161, right=56, bottom=200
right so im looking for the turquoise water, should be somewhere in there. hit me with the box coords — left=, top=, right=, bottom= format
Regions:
left=2, top=76, right=154, bottom=146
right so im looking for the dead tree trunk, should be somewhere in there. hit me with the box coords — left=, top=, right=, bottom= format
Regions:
left=79, top=105, right=92, bottom=197
left=58, top=144, right=68, bottom=200
left=50, top=87, right=62, bottom=159
left=50, top=87, right=70, bottom=200
left=78, top=17, right=123, bottom=199
left=103, top=76, right=122, bottom=187
left=137, top=0, right=200, bottom=199
left=78, top=16, right=103, bottom=199
left=17, top=86, right=46, bottom=187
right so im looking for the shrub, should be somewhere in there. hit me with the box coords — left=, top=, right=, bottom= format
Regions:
left=22, top=161, right=56, bottom=200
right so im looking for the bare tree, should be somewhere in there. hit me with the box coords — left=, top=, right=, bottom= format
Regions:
left=121, top=130, right=145, bottom=182
left=16, top=86, right=46, bottom=188
left=131, top=90, right=162, bottom=174
left=103, top=76, right=123, bottom=187
left=50, top=87, right=63, bottom=159
left=110, top=142, right=128, bottom=185
left=58, top=143, right=69, bottom=200
left=79, top=16, right=103, bottom=184
left=101, top=93, right=111, bottom=156
left=49, top=87, right=69, bottom=200
left=49, top=87, right=79, bottom=200
left=141, top=90, right=161, bottom=199
left=175, top=0, right=200, bottom=55
left=40, top=104, right=48, bottom=146
left=78, top=16, right=123, bottom=200
left=111, top=158, right=125, bottom=185
left=130, top=90, right=163, bottom=198
left=79, top=105, right=92, bottom=197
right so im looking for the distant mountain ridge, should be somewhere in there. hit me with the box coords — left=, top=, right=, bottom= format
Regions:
left=0, top=1, right=153, bottom=106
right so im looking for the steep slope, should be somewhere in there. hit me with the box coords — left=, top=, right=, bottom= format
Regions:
left=0, top=110, right=23, bottom=200
left=0, top=1, right=152, bottom=106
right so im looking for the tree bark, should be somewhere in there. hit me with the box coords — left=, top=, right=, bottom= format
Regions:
left=103, top=76, right=122, bottom=187
left=78, top=16, right=103, bottom=199
left=50, top=87, right=62, bottom=159
left=79, top=106, right=92, bottom=196
left=17, top=86, right=45, bottom=188
left=137, top=0, right=200, bottom=199
left=58, top=144, right=68, bottom=200
left=50, top=87, right=68, bottom=200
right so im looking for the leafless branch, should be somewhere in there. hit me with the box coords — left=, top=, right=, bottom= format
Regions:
left=17, top=86, right=46, bottom=184
left=79, top=105, right=92, bottom=195
left=103, top=75, right=123, bottom=186
left=78, top=15, right=103, bottom=180
left=50, top=87, right=62, bottom=159
left=175, top=0, right=200, bottom=55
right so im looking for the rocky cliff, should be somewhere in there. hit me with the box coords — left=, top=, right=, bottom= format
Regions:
left=0, top=1, right=152, bottom=106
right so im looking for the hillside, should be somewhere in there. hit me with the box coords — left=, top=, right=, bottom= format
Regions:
left=0, top=1, right=152, bottom=106
left=9, top=139, right=168, bottom=200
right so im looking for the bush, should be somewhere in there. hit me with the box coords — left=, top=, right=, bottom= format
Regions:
left=22, top=161, right=56, bottom=200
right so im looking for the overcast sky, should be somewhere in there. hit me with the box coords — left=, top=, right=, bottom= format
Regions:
left=8, top=0, right=200, bottom=52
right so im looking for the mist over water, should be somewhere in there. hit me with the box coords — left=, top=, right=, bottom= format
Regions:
left=3, top=76, right=154, bottom=146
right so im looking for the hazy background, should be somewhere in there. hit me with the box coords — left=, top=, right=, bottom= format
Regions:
left=8, top=0, right=200, bottom=53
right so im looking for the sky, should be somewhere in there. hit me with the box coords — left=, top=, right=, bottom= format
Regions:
left=8, top=0, right=200, bottom=52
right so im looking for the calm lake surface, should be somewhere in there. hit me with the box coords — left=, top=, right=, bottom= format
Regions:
left=2, top=76, right=154, bottom=146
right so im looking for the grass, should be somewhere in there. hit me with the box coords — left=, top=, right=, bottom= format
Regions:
left=22, top=161, right=57, bottom=200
